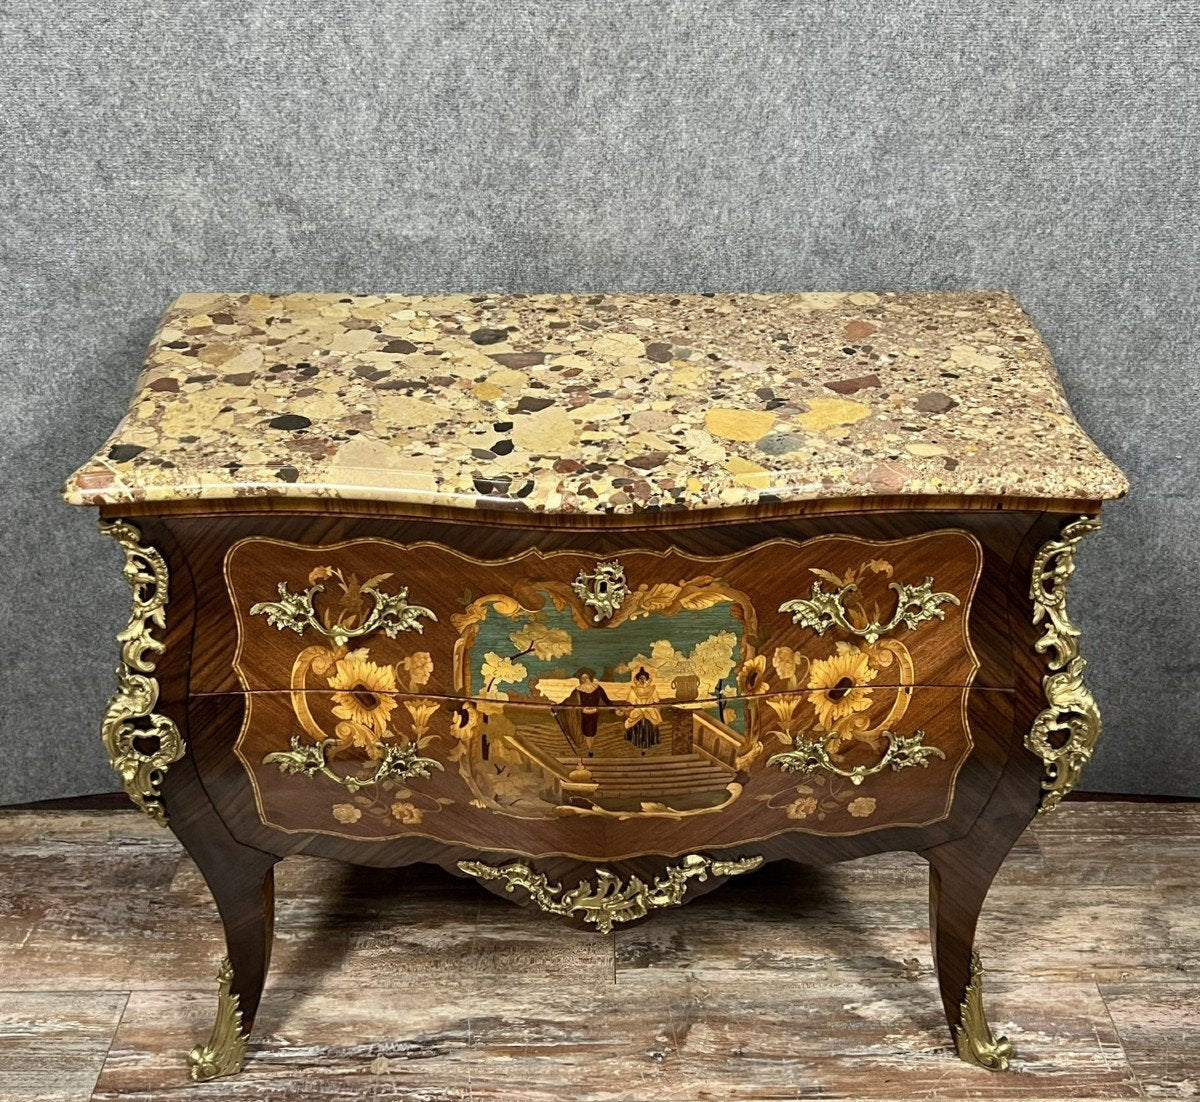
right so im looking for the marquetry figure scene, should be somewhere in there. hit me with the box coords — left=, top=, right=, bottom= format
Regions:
left=228, top=534, right=976, bottom=845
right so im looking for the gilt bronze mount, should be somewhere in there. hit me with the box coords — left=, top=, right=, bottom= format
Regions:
left=458, top=854, right=764, bottom=934
left=1026, top=515, right=1103, bottom=813
left=98, top=519, right=185, bottom=825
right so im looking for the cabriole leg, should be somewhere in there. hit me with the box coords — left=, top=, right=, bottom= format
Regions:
left=924, top=837, right=1015, bottom=1070
left=186, top=845, right=278, bottom=1081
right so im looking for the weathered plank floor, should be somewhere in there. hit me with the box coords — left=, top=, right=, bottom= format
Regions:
left=0, top=801, right=1196, bottom=1101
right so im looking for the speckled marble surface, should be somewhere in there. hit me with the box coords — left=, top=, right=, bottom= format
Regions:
left=63, top=291, right=1128, bottom=513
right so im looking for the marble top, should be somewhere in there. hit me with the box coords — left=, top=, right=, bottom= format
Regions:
left=63, top=291, right=1128, bottom=514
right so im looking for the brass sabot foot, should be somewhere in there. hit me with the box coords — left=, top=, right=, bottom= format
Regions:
left=953, top=950, right=1014, bottom=1071
left=187, top=957, right=249, bottom=1081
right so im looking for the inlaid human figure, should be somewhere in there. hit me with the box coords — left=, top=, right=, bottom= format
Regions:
left=623, top=665, right=662, bottom=754
left=552, top=668, right=612, bottom=757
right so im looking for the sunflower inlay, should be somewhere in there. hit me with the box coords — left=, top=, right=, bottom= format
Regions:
left=328, top=649, right=399, bottom=737
left=806, top=644, right=877, bottom=731
left=756, top=555, right=953, bottom=817
left=250, top=564, right=446, bottom=821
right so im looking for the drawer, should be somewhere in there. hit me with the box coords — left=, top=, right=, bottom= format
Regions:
left=222, top=679, right=999, bottom=859
left=215, top=531, right=983, bottom=704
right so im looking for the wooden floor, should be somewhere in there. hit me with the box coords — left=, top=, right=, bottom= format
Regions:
left=0, top=802, right=1196, bottom=1101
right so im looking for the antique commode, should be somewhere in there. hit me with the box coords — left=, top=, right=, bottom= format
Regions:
left=63, top=291, right=1127, bottom=1080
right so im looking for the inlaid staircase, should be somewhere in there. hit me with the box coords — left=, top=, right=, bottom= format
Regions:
left=506, top=714, right=739, bottom=802
left=573, top=754, right=736, bottom=799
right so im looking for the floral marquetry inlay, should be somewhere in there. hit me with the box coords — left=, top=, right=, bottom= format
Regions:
left=228, top=532, right=982, bottom=852
left=63, top=288, right=1126, bottom=1080
left=241, top=562, right=450, bottom=829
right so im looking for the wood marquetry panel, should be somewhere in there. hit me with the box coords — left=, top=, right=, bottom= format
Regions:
left=215, top=532, right=983, bottom=709
left=228, top=678, right=994, bottom=859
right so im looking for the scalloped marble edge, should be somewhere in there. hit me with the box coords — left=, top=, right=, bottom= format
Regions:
left=62, top=291, right=1130, bottom=515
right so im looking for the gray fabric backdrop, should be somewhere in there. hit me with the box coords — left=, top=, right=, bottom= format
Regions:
left=1, top=1, right=1197, bottom=805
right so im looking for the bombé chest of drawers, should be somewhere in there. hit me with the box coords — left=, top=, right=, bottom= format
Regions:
left=64, top=291, right=1127, bottom=1081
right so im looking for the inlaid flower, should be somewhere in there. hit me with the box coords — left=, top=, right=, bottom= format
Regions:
left=848, top=796, right=877, bottom=818
left=450, top=701, right=481, bottom=740
left=327, top=648, right=399, bottom=735
left=806, top=643, right=877, bottom=732
left=390, top=801, right=423, bottom=824
left=403, top=698, right=439, bottom=737
left=737, top=655, right=770, bottom=696
left=481, top=651, right=528, bottom=689
left=772, top=646, right=798, bottom=681
left=332, top=803, right=361, bottom=824
left=786, top=796, right=818, bottom=820
left=764, top=694, right=800, bottom=731
left=403, top=651, right=433, bottom=690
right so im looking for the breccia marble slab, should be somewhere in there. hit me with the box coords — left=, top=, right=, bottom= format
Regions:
left=63, top=291, right=1128, bottom=513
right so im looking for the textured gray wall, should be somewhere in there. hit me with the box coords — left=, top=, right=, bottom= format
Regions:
left=1, top=1, right=1196, bottom=804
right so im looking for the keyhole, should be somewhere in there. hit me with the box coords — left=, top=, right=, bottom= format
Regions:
left=131, top=734, right=161, bottom=758
left=828, top=676, right=855, bottom=701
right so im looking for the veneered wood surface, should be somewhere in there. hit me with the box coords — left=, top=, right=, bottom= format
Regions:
left=218, top=530, right=982, bottom=697
left=181, top=509, right=1034, bottom=695
left=226, top=685, right=993, bottom=854
left=85, top=503, right=1097, bottom=1078
left=215, top=530, right=987, bottom=855
left=141, top=507, right=1054, bottom=870
left=113, top=506, right=1063, bottom=903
